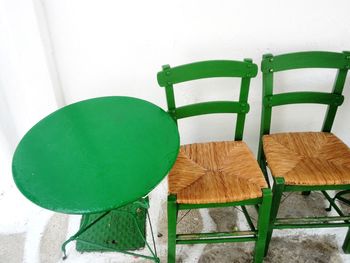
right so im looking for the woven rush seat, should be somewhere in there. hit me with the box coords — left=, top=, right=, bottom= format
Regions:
left=168, top=141, right=267, bottom=204
left=263, top=132, right=350, bottom=186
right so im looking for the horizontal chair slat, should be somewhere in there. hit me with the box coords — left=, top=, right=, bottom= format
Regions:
left=264, top=92, right=344, bottom=107
left=172, top=101, right=249, bottom=119
left=157, top=60, right=258, bottom=86
left=261, top=51, right=350, bottom=73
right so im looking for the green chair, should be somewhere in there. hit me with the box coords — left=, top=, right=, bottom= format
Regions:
left=257, top=51, right=350, bottom=255
left=157, top=59, right=272, bottom=263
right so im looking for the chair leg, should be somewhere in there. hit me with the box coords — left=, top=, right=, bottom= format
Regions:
left=258, top=152, right=271, bottom=189
left=342, top=228, right=350, bottom=253
left=168, top=195, right=177, bottom=263
left=253, top=188, right=272, bottom=263
left=264, top=177, right=285, bottom=256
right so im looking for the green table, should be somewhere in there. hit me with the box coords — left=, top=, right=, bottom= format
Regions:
left=12, top=96, right=180, bottom=261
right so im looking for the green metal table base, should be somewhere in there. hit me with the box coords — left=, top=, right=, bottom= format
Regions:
left=61, top=199, right=159, bottom=262
left=11, top=96, right=179, bottom=263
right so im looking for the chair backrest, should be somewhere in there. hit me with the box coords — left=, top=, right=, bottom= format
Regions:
left=157, top=59, right=258, bottom=140
left=258, top=51, right=350, bottom=157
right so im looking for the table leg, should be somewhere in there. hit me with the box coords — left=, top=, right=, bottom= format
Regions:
left=61, top=211, right=111, bottom=259
left=99, top=208, right=159, bottom=262
left=62, top=198, right=159, bottom=262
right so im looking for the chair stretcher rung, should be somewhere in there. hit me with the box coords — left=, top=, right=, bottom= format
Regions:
left=176, top=237, right=256, bottom=245
left=274, top=222, right=350, bottom=229
left=177, top=230, right=256, bottom=241
left=276, top=215, right=350, bottom=225
left=176, top=232, right=256, bottom=245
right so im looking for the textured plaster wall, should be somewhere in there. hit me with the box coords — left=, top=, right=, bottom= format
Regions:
left=43, top=0, right=350, bottom=151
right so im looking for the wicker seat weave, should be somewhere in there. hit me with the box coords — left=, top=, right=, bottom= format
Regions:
left=169, top=141, right=267, bottom=204
left=263, top=132, right=350, bottom=186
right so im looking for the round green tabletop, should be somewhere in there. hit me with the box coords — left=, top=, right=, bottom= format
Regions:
left=12, top=96, right=179, bottom=214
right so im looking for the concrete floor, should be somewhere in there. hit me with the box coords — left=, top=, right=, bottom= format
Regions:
left=2, top=189, right=350, bottom=263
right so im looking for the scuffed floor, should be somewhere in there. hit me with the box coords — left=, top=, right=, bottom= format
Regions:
left=156, top=191, right=347, bottom=263
left=197, top=235, right=342, bottom=263
left=2, top=185, right=350, bottom=262
left=0, top=233, right=25, bottom=263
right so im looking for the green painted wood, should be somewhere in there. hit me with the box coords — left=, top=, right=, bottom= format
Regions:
left=157, top=60, right=258, bottom=87
left=241, top=206, right=256, bottom=231
left=167, top=195, right=177, bottom=263
left=323, top=58, right=350, bottom=251
left=322, top=190, right=347, bottom=217
left=176, top=231, right=256, bottom=240
left=12, top=96, right=180, bottom=214
left=176, top=230, right=257, bottom=245
left=178, top=197, right=262, bottom=210
left=261, top=51, right=350, bottom=73
left=258, top=54, right=274, bottom=139
left=161, top=64, right=177, bottom=123
left=343, top=229, right=350, bottom=253
left=254, top=188, right=272, bottom=263
left=258, top=51, right=350, bottom=256
left=264, top=92, right=344, bottom=107
left=323, top=67, right=349, bottom=132
left=176, top=237, right=256, bottom=245
left=173, top=101, right=249, bottom=119
left=328, top=190, right=350, bottom=213
left=258, top=50, right=350, bottom=163
left=276, top=216, right=350, bottom=224
left=263, top=177, right=284, bottom=255
left=283, top=184, right=350, bottom=192
left=257, top=56, right=273, bottom=177
left=159, top=59, right=269, bottom=263
left=158, top=59, right=257, bottom=141
left=274, top=223, right=350, bottom=229
left=235, top=59, right=253, bottom=140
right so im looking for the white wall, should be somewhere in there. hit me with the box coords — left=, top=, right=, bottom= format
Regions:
left=0, top=0, right=59, bottom=234
left=0, top=0, right=349, bottom=214
left=42, top=0, right=350, bottom=151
